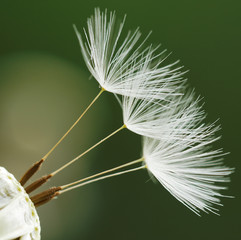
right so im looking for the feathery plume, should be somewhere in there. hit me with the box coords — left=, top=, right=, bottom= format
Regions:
left=74, top=8, right=185, bottom=99
left=143, top=134, right=233, bottom=215
left=122, top=89, right=210, bottom=142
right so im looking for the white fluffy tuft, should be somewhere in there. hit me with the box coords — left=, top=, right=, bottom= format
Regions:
left=143, top=133, right=233, bottom=215
left=123, top=89, right=211, bottom=142
left=74, top=8, right=185, bottom=99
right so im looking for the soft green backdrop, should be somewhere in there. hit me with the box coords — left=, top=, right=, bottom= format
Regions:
left=0, top=1, right=240, bottom=239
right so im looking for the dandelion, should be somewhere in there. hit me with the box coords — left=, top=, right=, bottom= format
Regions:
left=0, top=7, right=233, bottom=240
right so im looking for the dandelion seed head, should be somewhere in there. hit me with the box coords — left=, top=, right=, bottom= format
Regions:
left=0, top=167, right=40, bottom=240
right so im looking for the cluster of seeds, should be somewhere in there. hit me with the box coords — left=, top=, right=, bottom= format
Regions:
left=0, top=167, right=40, bottom=240
left=74, top=8, right=232, bottom=214
left=0, top=8, right=232, bottom=240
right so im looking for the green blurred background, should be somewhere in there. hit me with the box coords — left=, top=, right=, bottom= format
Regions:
left=0, top=0, right=240, bottom=239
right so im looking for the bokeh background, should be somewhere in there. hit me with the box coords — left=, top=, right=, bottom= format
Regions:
left=0, top=1, right=240, bottom=239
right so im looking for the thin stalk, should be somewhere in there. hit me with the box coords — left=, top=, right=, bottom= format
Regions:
left=51, top=124, right=126, bottom=176
left=60, top=165, right=146, bottom=194
left=19, top=88, right=105, bottom=186
left=42, top=88, right=105, bottom=161
left=61, top=158, right=144, bottom=190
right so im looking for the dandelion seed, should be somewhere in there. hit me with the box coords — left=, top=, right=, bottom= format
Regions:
left=57, top=119, right=232, bottom=216
left=58, top=96, right=232, bottom=215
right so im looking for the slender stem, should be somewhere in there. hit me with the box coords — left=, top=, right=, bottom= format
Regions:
left=61, top=158, right=144, bottom=190
left=51, top=124, right=126, bottom=176
left=42, top=88, right=105, bottom=161
left=60, top=165, right=146, bottom=194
